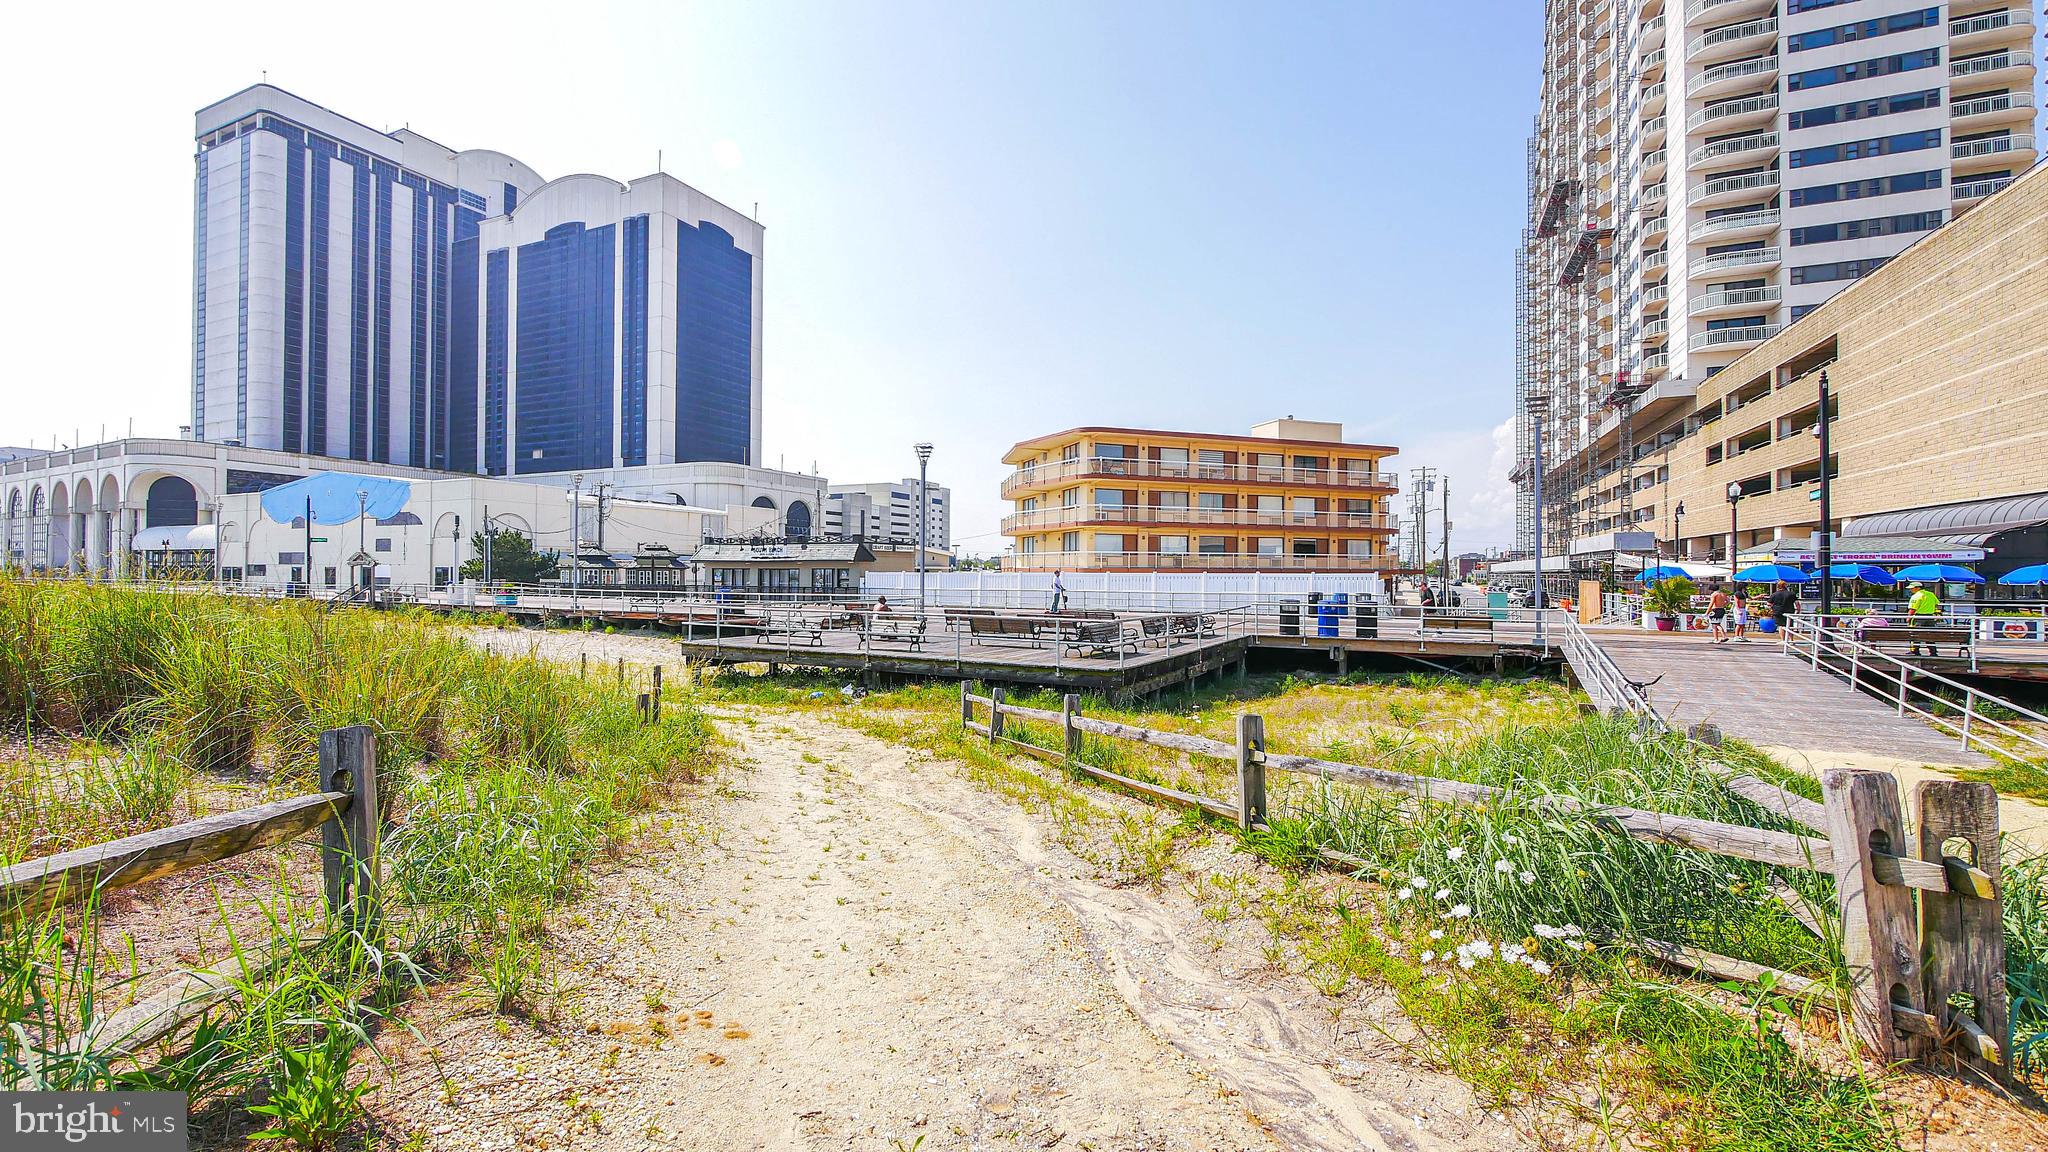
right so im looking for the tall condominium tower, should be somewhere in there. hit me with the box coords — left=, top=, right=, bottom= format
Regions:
left=1512, top=1, right=2039, bottom=560
left=192, top=85, right=762, bottom=475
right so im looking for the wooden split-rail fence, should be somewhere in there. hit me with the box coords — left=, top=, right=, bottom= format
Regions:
left=0, top=726, right=384, bottom=1059
left=961, top=683, right=2013, bottom=1079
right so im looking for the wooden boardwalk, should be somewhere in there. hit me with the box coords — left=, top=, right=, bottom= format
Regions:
left=1590, top=629, right=1987, bottom=766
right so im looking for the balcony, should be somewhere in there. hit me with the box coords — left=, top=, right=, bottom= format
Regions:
left=1642, top=148, right=1668, bottom=179
left=1688, top=91, right=1778, bottom=132
left=1689, top=207, right=1780, bottom=244
left=1689, top=284, right=1782, bottom=317
left=1951, top=48, right=2033, bottom=85
left=1644, top=247, right=1670, bottom=271
left=1642, top=281, right=1670, bottom=310
left=1951, top=90, right=2036, bottom=128
left=1687, top=17, right=1777, bottom=64
left=1642, top=80, right=1668, bottom=116
left=1685, top=0, right=1774, bottom=21
left=1687, top=246, right=1781, bottom=278
left=1640, top=47, right=1668, bottom=79
left=1643, top=317, right=1670, bottom=341
left=1643, top=212, right=1668, bottom=240
left=1687, top=166, right=1779, bottom=207
left=1687, top=54, right=1779, bottom=99
left=1642, top=114, right=1667, bottom=145
left=1642, top=351, right=1671, bottom=375
left=1953, top=175, right=2016, bottom=204
left=1953, top=132, right=2037, bottom=167
left=1688, top=130, right=1779, bottom=170
left=998, top=456, right=1400, bottom=499
left=1004, top=550, right=1397, bottom=574
left=1950, top=8, right=2034, bottom=51
left=1643, top=181, right=1667, bottom=205
left=1000, top=505, right=1399, bottom=535
left=1689, top=322, right=1782, bottom=352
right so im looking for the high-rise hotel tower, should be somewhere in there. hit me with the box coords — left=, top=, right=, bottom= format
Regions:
left=192, top=85, right=762, bottom=476
left=1512, top=1, right=2039, bottom=559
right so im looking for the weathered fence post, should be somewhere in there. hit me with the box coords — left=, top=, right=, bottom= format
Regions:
left=580, top=653, right=587, bottom=680
left=989, top=687, right=1006, bottom=745
left=637, top=692, right=652, bottom=724
left=1822, top=767, right=1927, bottom=1060
left=652, top=665, right=663, bottom=722
left=1062, top=693, right=1081, bottom=762
left=1236, top=713, right=1266, bottom=831
left=318, top=725, right=381, bottom=938
left=960, top=681, right=972, bottom=729
left=617, top=656, right=625, bottom=686
left=1916, top=779, right=2008, bottom=1080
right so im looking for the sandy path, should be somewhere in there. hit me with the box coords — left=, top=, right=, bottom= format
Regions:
left=375, top=682, right=1515, bottom=1150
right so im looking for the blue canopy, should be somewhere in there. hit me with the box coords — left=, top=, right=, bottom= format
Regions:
left=1637, top=565, right=1694, bottom=582
left=1733, top=564, right=1810, bottom=584
left=1996, top=564, right=2048, bottom=586
left=260, top=472, right=413, bottom=526
left=1827, top=563, right=1897, bottom=586
left=1894, top=563, right=1986, bottom=585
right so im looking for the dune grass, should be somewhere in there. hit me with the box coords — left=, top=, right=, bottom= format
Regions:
left=0, top=578, right=719, bottom=1145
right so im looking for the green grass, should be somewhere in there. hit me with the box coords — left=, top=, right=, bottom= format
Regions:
left=0, top=578, right=721, bottom=1142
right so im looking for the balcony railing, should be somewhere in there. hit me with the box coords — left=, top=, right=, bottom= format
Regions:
left=1954, top=175, right=2016, bottom=201
left=1953, top=132, right=2035, bottom=160
left=1688, top=91, right=1778, bottom=131
left=1689, top=246, right=1781, bottom=276
left=1951, top=90, right=2036, bottom=120
left=1687, top=166, right=1778, bottom=205
left=1642, top=114, right=1667, bottom=139
left=1000, top=456, right=1400, bottom=497
left=1643, top=317, right=1670, bottom=340
left=1689, top=284, right=1782, bottom=315
left=1689, top=207, right=1780, bottom=242
left=1686, top=0, right=1769, bottom=20
left=1642, top=80, right=1667, bottom=109
left=1951, top=49, right=2032, bottom=79
left=1687, top=17, right=1776, bottom=62
left=1689, top=322, right=1782, bottom=351
left=1951, top=9, right=2030, bottom=39
left=1688, top=131, right=1777, bottom=167
left=1687, top=54, right=1778, bottom=97
left=1643, top=181, right=1667, bottom=204
left=1001, top=506, right=1398, bottom=534
left=1644, top=247, right=1670, bottom=270
left=1643, top=351, right=1671, bottom=374
left=1004, top=550, right=1397, bottom=573
left=1642, top=282, right=1669, bottom=307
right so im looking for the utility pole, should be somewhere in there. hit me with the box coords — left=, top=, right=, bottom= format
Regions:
left=595, top=482, right=612, bottom=551
left=356, top=489, right=369, bottom=596
left=1409, top=466, right=1436, bottom=601
left=571, top=474, right=584, bottom=610
left=1817, top=369, right=1835, bottom=620
left=304, top=496, right=313, bottom=597
left=1529, top=393, right=1549, bottom=629
left=483, top=504, right=493, bottom=585
left=1441, top=477, right=1452, bottom=602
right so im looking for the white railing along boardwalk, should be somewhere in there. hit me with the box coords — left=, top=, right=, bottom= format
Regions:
left=1782, top=616, right=2048, bottom=762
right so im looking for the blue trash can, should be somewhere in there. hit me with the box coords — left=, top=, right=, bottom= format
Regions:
left=1317, top=593, right=1347, bottom=638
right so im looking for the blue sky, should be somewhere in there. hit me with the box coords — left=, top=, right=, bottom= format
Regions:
left=0, top=0, right=1542, bottom=552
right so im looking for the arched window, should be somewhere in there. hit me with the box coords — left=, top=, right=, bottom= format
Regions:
left=144, top=476, right=199, bottom=528
left=750, top=495, right=777, bottom=510
left=784, top=500, right=812, bottom=538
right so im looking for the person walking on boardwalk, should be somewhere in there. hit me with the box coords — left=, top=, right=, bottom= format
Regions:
left=1731, top=587, right=1751, bottom=642
left=1049, top=570, right=1068, bottom=613
left=1708, top=582, right=1730, bottom=643
left=1907, top=581, right=1941, bottom=655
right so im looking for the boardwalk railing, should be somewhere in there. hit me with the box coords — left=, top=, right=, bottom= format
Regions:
left=1555, top=610, right=1665, bottom=731
left=960, top=684, right=2012, bottom=1077
left=1782, top=615, right=2048, bottom=762
left=0, top=727, right=382, bottom=1056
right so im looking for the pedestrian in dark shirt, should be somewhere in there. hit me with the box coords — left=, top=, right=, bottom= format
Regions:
left=1767, top=581, right=1799, bottom=625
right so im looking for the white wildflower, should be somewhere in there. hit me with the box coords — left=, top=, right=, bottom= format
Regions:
left=1397, top=889, right=1413, bottom=901
left=1524, top=957, right=1553, bottom=976
left=1564, top=924, right=1585, bottom=937
left=1532, top=924, right=1568, bottom=940
left=1457, top=954, right=1476, bottom=970
left=1448, top=903, right=1472, bottom=919
left=1410, top=876, right=1429, bottom=889
left=1420, top=951, right=1436, bottom=963
left=1498, top=942, right=1527, bottom=963
left=1428, top=929, right=1444, bottom=941
left=1435, top=888, right=1451, bottom=901
left=1502, top=833, right=1520, bottom=845
left=1520, top=871, right=1536, bottom=885
left=1446, top=846, right=1466, bottom=861
left=1494, top=859, right=1514, bottom=875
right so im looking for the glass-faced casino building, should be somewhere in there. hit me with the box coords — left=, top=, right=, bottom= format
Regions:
left=192, top=85, right=763, bottom=477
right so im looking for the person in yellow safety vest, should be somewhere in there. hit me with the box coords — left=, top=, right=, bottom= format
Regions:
left=1906, top=581, right=1941, bottom=655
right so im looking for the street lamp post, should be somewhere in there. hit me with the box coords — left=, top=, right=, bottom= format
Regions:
left=571, top=475, right=584, bottom=611
left=210, top=498, right=225, bottom=588
left=1672, top=502, right=1686, bottom=561
left=356, top=489, right=369, bottom=597
left=1816, top=369, right=1835, bottom=620
left=450, top=514, right=462, bottom=592
left=913, top=442, right=934, bottom=613
left=1726, top=481, right=1742, bottom=571
left=1528, top=393, right=1550, bottom=640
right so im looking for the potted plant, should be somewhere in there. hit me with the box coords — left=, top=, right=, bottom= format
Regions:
left=1645, top=576, right=1696, bottom=632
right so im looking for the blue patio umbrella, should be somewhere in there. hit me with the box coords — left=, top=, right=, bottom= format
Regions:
left=1637, top=565, right=1694, bottom=582
left=1733, top=564, right=1810, bottom=584
left=1827, top=563, right=1897, bottom=586
left=1996, top=564, right=2048, bottom=586
left=1894, top=563, right=1986, bottom=585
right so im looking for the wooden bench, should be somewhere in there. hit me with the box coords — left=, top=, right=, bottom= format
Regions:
left=1422, top=614, right=1496, bottom=639
left=1860, top=625, right=1973, bottom=659
left=969, top=615, right=1039, bottom=641
left=863, top=614, right=928, bottom=652
left=1072, top=619, right=1138, bottom=658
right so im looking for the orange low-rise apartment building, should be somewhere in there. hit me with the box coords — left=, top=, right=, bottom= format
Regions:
left=999, top=419, right=1401, bottom=572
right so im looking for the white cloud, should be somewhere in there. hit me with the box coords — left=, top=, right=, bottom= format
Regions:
left=712, top=139, right=744, bottom=170
left=1395, top=418, right=1520, bottom=554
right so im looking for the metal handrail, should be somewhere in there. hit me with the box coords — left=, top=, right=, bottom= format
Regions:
left=1780, top=616, right=2048, bottom=762
left=1556, top=608, right=1666, bottom=731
